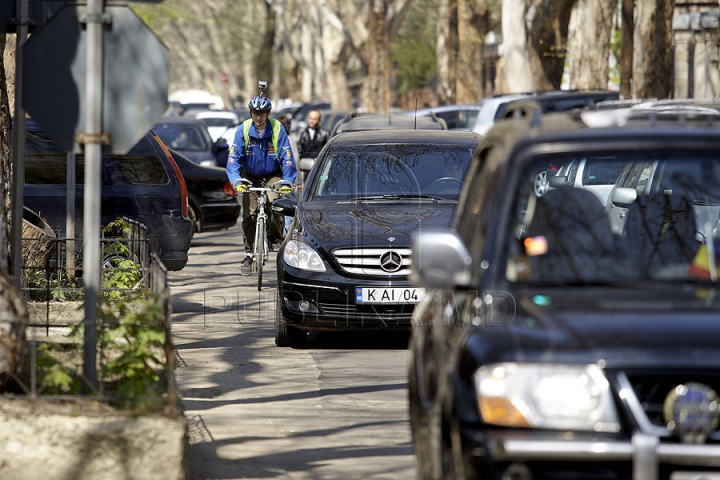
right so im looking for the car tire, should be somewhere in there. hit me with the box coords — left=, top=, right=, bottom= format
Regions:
left=534, top=170, right=549, bottom=197
left=188, top=204, right=200, bottom=233
left=274, top=292, right=307, bottom=347
left=409, top=333, right=445, bottom=480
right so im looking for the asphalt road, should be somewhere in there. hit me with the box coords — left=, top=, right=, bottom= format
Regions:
left=169, top=222, right=417, bottom=479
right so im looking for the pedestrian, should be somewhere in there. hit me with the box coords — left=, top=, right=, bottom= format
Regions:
left=226, top=94, right=297, bottom=276
left=297, top=110, right=330, bottom=161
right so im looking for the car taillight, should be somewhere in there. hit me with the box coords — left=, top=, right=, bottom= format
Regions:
left=223, top=181, right=237, bottom=197
left=154, top=134, right=189, bottom=218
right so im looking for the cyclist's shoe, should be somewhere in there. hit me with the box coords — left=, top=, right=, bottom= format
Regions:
left=240, top=256, right=252, bottom=276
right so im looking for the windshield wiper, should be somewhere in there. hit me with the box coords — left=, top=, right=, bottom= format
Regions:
left=358, top=194, right=444, bottom=201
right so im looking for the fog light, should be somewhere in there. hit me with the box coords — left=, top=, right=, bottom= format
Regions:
left=299, top=300, right=310, bottom=311
left=502, top=463, right=531, bottom=480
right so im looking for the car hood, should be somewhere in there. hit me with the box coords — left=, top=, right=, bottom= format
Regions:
left=295, top=201, right=455, bottom=251
left=468, top=284, right=720, bottom=369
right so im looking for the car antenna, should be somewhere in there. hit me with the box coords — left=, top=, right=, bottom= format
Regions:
left=414, top=98, right=418, bottom=130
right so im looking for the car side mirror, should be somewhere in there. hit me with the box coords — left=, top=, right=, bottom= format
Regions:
left=272, top=196, right=297, bottom=216
left=611, top=187, right=637, bottom=207
left=212, top=138, right=229, bottom=153
left=548, top=175, right=570, bottom=188
left=410, top=229, right=472, bottom=288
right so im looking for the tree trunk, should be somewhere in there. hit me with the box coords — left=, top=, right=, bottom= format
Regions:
left=502, top=0, right=534, bottom=92
left=526, top=0, right=575, bottom=90
left=367, top=0, right=392, bottom=113
left=0, top=271, right=27, bottom=389
left=569, top=0, right=618, bottom=89
left=321, top=5, right=353, bottom=111
left=436, top=0, right=457, bottom=103
left=620, top=0, right=634, bottom=98
left=633, top=0, right=675, bottom=98
left=0, top=34, right=12, bottom=276
left=455, top=0, right=487, bottom=103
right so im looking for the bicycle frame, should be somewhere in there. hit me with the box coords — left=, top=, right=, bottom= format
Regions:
left=238, top=178, right=293, bottom=290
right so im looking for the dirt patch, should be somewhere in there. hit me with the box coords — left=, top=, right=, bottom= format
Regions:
left=0, top=397, right=186, bottom=480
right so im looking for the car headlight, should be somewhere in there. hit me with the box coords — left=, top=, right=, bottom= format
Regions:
left=474, top=363, right=620, bottom=432
left=283, top=240, right=326, bottom=272
left=199, top=159, right=217, bottom=167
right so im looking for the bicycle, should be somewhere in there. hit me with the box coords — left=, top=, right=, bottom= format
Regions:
left=236, top=178, right=293, bottom=291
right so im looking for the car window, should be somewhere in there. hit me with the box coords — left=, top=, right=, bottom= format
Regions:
left=582, top=157, right=627, bottom=185
left=25, top=153, right=73, bottom=184
left=504, top=150, right=720, bottom=285
left=309, top=144, right=474, bottom=201
left=154, top=123, right=209, bottom=151
left=109, top=155, right=169, bottom=185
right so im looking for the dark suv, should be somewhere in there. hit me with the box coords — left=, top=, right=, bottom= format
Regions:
left=23, top=119, right=193, bottom=271
left=408, top=107, right=720, bottom=479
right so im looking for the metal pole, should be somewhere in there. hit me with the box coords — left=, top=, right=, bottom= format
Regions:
left=11, top=0, right=29, bottom=288
left=66, top=152, right=76, bottom=281
left=82, top=0, right=105, bottom=392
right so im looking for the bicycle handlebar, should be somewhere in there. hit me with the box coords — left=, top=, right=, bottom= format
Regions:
left=234, top=178, right=294, bottom=194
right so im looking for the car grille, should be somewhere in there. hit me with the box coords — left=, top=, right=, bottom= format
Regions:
left=625, top=371, right=720, bottom=431
left=318, top=302, right=413, bottom=326
left=333, top=247, right=412, bottom=276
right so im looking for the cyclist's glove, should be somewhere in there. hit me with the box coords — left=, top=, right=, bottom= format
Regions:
left=234, top=183, right=248, bottom=193
left=279, top=185, right=292, bottom=195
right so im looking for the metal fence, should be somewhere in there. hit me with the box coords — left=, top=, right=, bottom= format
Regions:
left=4, top=218, right=177, bottom=416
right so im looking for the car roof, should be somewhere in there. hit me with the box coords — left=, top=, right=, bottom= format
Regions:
left=332, top=113, right=447, bottom=135
left=404, top=104, right=483, bottom=117
left=193, top=110, right=240, bottom=120
left=155, top=117, right=207, bottom=125
left=326, top=129, right=480, bottom=147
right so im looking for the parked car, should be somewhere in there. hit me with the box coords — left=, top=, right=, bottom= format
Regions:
left=22, top=119, right=193, bottom=271
left=330, top=112, right=447, bottom=136
left=167, top=149, right=240, bottom=235
left=496, top=89, right=621, bottom=121
left=408, top=108, right=720, bottom=479
left=472, top=93, right=533, bottom=136
left=153, top=117, right=229, bottom=168
left=193, top=110, right=242, bottom=142
left=404, top=104, right=483, bottom=130
left=272, top=129, right=481, bottom=347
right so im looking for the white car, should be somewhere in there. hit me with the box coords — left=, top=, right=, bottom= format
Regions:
left=404, top=94, right=532, bottom=136
left=194, top=110, right=241, bottom=142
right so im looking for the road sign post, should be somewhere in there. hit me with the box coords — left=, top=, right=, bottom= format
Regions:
left=21, top=1, right=170, bottom=391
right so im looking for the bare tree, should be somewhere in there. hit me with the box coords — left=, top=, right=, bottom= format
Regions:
left=569, top=0, right=619, bottom=89
left=502, top=0, right=534, bottom=91
left=526, top=0, right=575, bottom=90
left=633, top=0, right=674, bottom=98
left=0, top=34, right=12, bottom=275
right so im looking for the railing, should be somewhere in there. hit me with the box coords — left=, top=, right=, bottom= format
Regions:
left=4, top=218, right=177, bottom=416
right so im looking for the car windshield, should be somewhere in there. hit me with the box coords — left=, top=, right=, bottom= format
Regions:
left=505, top=150, right=720, bottom=285
left=154, top=124, right=209, bottom=152
left=200, top=117, right=236, bottom=128
left=308, top=144, right=474, bottom=201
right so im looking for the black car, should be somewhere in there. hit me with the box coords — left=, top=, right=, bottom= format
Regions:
left=167, top=149, right=240, bottom=234
left=153, top=117, right=230, bottom=168
left=272, top=129, right=480, bottom=347
left=408, top=109, right=720, bottom=479
left=23, top=119, right=193, bottom=271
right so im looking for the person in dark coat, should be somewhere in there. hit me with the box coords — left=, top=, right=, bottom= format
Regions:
left=297, top=110, right=330, bottom=160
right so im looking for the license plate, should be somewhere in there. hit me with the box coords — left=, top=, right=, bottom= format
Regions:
left=355, top=287, right=425, bottom=304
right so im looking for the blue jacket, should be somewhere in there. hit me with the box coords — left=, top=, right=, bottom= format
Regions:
left=226, top=118, right=297, bottom=186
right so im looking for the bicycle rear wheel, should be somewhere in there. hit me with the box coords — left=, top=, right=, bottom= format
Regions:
left=256, top=217, right=265, bottom=291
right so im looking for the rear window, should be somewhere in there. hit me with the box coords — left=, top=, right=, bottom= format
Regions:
left=24, top=136, right=168, bottom=185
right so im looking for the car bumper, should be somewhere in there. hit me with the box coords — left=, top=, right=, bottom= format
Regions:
left=146, top=214, right=193, bottom=271
left=278, top=265, right=417, bottom=331
left=459, top=427, right=720, bottom=480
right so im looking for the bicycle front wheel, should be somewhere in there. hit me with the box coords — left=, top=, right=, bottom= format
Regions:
left=255, top=217, right=265, bottom=291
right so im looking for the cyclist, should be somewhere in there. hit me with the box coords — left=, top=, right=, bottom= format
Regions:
left=227, top=93, right=297, bottom=276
